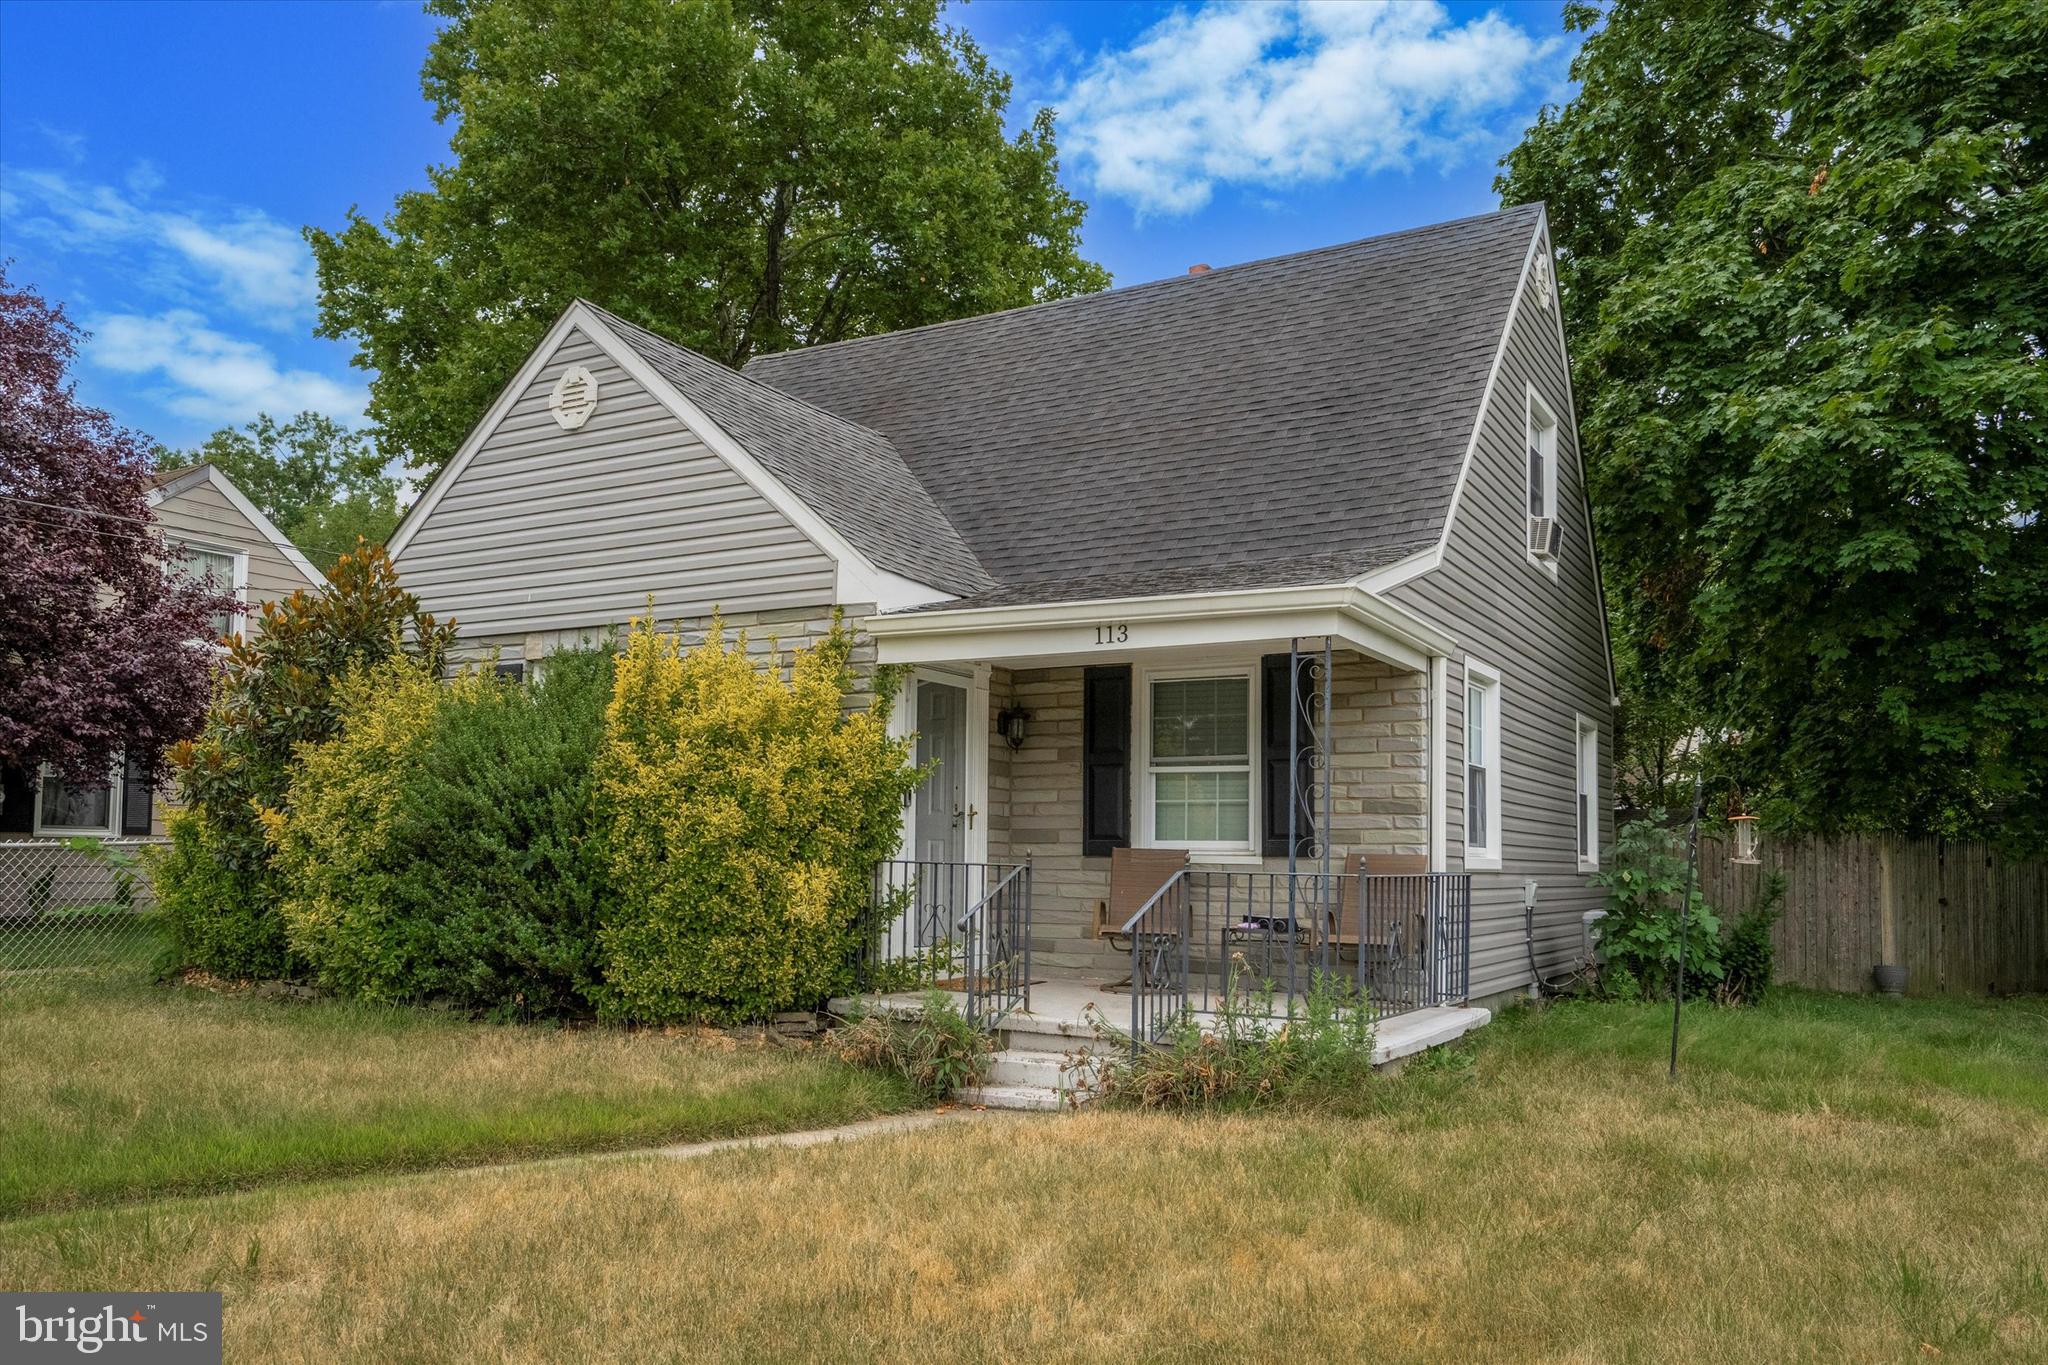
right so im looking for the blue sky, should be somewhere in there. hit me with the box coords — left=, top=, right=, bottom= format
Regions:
left=0, top=0, right=1578, bottom=458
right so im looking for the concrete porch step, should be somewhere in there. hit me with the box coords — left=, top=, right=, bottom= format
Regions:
left=955, top=1082, right=1067, bottom=1113
left=961, top=1046, right=1107, bottom=1111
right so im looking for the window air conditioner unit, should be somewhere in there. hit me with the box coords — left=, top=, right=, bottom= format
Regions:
left=1528, top=516, right=1560, bottom=559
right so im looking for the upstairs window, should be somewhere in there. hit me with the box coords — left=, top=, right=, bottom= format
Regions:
left=171, top=543, right=242, bottom=641
left=1526, top=388, right=1559, bottom=567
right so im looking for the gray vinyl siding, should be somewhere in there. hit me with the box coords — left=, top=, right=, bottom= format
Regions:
left=1389, top=276, right=1616, bottom=1003
left=154, top=481, right=314, bottom=614
left=395, top=327, right=837, bottom=639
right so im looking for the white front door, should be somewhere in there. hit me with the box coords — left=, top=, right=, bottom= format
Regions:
left=913, top=677, right=970, bottom=865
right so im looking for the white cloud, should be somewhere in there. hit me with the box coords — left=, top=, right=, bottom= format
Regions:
left=155, top=213, right=318, bottom=322
left=125, top=159, right=165, bottom=197
left=2, top=169, right=316, bottom=329
left=1055, top=1, right=1558, bottom=215
left=35, top=122, right=87, bottom=164
left=86, top=310, right=366, bottom=429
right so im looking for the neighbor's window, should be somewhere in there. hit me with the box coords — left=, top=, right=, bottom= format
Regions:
left=1576, top=715, right=1599, bottom=869
left=36, top=766, right=118, bottom=836
left=173, top=544, right=240, bottom=640
left=1465, top=664, right=1501, bottom=866
left=1147, top=674, right=1252, bottom=851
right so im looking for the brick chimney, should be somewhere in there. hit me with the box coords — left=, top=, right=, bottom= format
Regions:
left=1187, top=263, right=1210, bottom=275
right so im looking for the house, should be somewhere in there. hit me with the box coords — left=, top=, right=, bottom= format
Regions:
left=0, top=461, right=325, bottom=841
left=387, top=203, right=1615, bottom=1044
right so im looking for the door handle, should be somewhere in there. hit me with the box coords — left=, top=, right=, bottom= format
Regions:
left=953, top=804, right=978, bottom=829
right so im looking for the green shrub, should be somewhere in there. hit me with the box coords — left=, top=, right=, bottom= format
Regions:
left=1590, top=818, right=1724, bottom=999
left=382, top=647, right=613, bottom=1017
left=1719, top=871, right=1786, bottom=1006
left=266, top=649, right=615, bottom=1018
left=831, top=992, right=991, bottom=1099
left=154, top=544, right=454, bottom=979
left=1091, top=968, right=1377, bottom=1111
left=593, top=613, right=919, bottom=1024
left=149, top=809, right=283, bottom=978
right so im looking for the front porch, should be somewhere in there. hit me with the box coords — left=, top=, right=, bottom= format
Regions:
left=863, top=579, right=1470, bottom=1032
left=857, top=857, right=1477, bottom=1048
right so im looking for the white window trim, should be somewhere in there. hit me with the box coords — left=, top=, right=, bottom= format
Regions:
left=167, top=538, right=251, bottom=644
left=1576, top=712, right=1601, bottom=872
left=1464, top=660, right=1502, bottom=871
left=1525, top=385, right=1560, bottom=578
left=32, top=762, right=124, bottom=838
left=1135, top=660, right=1261, bottom=860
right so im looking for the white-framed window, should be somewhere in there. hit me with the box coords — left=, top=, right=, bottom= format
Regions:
left=1464, top=661, right=1502, bottom=869
left=1576, top=714, right=1600, bottom=870
left=168, top=540, right=248, bottom=642
left=1526, top=386, right=1559, bottom=572
left=34, top=764, right=121, bottom=837
left=1139, top=668, right=1256, bottom=855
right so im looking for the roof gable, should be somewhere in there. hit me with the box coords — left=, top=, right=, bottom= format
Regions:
left=747, top=204, right=1542, bottom=597
left=147, top=462, right=325, bottom=588
left=589, top=305, right=992, bottom=597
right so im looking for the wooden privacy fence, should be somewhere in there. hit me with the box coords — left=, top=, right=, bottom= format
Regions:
left=1696, top=835, right=2047, bottom=997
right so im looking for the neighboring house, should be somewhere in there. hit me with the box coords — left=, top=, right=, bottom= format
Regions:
left=0, top=461, right=325, bottom=841
left=388, top=203, right=1615, bottom=1015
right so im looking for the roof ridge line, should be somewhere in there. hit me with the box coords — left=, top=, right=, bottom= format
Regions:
left=745, top=202, right=1545, bottom=370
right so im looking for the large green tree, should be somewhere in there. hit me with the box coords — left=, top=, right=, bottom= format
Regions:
left=1500, top=0, right=2047, bottom=845
left=308, top=0, right=1108, bottom=477
left=175, top=411, right=402, bottom=571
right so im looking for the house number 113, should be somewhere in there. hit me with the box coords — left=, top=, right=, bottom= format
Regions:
left=1093, top=623, right=1129, bottom=645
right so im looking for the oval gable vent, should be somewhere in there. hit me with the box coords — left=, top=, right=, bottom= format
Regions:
left=550, top=365, right=600, bottom=430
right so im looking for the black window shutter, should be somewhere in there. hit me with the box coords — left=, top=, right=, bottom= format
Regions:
left=120, top=752, right=154, bottom=836
left=1081, top=665, right=1131, bottom=857
left=1261, top=653, right=1316, bottom=858
left=0, top=765, right=35, bottom=835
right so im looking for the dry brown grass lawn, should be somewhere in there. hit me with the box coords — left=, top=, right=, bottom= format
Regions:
left=0, top=973, right=915, bottom=1216
left=4, top=992, right=2043, bottom=1362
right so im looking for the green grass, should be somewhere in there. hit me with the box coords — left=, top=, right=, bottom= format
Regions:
left=2, top=989, right=2043, bottom=1362
left=0, top=912, right=166, bottom=970
left=0, top=973, right=918, bottom=1218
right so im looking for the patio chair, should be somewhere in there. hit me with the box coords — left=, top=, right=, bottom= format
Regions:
left=1329, top=852, right=1430, bottom=1002
left=1091, top=847, right=1190, bottom=989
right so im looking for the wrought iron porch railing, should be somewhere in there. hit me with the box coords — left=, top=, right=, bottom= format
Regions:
left=1122, top=868, right=1473, bottom=1052
left=860, top=858, right=1032, bottom=1026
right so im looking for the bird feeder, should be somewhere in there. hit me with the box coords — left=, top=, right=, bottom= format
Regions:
left=1729, top=813, right=1761, bottom=865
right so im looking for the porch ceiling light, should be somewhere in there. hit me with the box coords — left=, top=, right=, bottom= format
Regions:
left=997, top=706, right=1030, bottom=751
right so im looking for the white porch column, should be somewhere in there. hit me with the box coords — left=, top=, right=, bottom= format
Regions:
left=1429, top=653, right=1449, bottom=872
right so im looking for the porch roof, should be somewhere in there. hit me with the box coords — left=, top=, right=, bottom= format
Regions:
left=865, top=580, right=1455, bottom=672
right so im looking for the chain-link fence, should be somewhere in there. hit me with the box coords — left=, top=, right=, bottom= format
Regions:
left=0, top=838, right=168, bottom=976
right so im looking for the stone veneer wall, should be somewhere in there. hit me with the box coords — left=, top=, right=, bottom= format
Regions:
left=988, top=653, right=1429, bottom=980
left=453, top=602, right=880, bottom=709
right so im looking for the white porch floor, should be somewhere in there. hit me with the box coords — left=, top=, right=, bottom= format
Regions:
left=833, top=978, right=1492, bottom=1069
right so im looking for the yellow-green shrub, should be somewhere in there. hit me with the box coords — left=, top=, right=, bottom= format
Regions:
left=263, top=656, right=471, bottom=999
left=594, top=615, right=917, bottom=1023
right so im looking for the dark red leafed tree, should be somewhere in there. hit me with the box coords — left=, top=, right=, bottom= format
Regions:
left=0, top=268, right=236, bottom=789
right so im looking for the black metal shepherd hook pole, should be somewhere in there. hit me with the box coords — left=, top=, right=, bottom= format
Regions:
left=1669, top=770, right=1706, bottom=1081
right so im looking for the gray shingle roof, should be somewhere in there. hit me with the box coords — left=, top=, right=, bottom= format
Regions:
left=746, top=204, right=1542, bottom=610
left=892, top=547, right=1421, bottom=614
left=589, top=304, right=994, bottom=596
